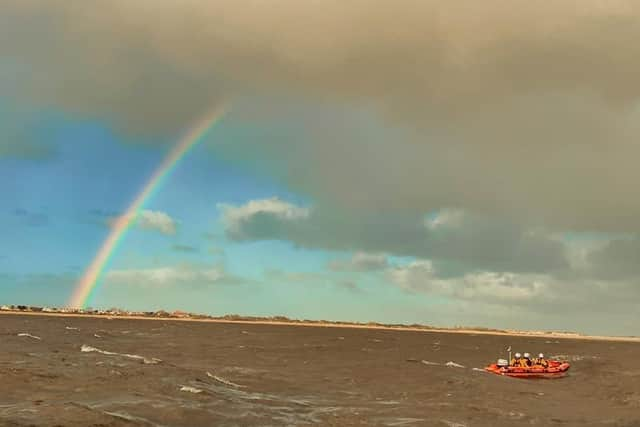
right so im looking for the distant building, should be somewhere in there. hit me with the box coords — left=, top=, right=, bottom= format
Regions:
left=171, top=310, right=189, bottom=318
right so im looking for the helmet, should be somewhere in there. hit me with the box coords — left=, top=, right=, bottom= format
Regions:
left=514, top=352, right=521, bottom=358
left=538, top=353, right=544, bottom=358
left=524, top=352, right=530, bottom=358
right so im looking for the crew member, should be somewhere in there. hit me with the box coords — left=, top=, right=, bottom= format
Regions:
left=535, top=353, right=548, bottom=368
left=522, top=352, right=533, bottom=367
left=511, top=352, right=522, bottom=366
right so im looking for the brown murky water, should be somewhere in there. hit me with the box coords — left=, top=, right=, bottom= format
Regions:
left=1, top=313, right=639, bottom=426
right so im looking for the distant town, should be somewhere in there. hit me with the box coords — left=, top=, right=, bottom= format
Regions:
left=0, top=304, right=590, bottom=338
left=0, top=303, right=450, bottom=328
left=1, top=304, right=216, bottom=319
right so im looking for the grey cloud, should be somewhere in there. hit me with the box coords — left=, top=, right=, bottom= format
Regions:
left=213, top=99, right=640, bottom=232
left=387, top=260, right=549, bottom=303
left=221, top=198, right=569, bottom=274
left=386, top=259, right=640, bottom=335
left=4, top=1, right=640, bottom=131
left=328, top=253, right=389, bottom=272
left=0, top=108, right=56, bottom=160
left=2, top=2, right=640, bottom=230
left=586, top=236, right=640, bottom=279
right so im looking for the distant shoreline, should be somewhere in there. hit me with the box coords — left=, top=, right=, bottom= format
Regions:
left=2, top=310, right=638, bottom=343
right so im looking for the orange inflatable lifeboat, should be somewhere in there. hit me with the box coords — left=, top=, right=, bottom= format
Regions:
left=485, top=359, right=570, bottom=379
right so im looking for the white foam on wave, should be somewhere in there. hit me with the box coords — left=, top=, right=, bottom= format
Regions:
left=102, top=410, right=167, bottom=427
left=550, top=354, right=598, bottom=362
left=179, top=386, right=203, bottom=394
left=445, top=361, right=465, bottom=368
left=207, top=372, right=245, bottom=388
left=17, top=333, right=41, bottom=340
left=80, top=344, right=162, bottom=364
left=384, top=417, right=426, bottom=426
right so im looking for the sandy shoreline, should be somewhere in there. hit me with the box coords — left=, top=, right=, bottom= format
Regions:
left=2, top=310, right=638, bottom=343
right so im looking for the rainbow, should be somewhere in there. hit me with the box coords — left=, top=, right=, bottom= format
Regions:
left=68, top=106, right=228, bottom=308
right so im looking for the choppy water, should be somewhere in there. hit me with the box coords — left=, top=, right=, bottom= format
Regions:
left=1, top=314, right=640, bottom=426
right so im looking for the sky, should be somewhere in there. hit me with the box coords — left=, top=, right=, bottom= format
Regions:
left=1, top=1, right=639, bottom=336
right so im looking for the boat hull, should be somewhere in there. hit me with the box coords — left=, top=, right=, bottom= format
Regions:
left=485, top=361, right=570, bottom=379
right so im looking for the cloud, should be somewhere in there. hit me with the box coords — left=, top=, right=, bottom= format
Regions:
left=388, top=260, right=547, bottom=303
left=218, top=198, right=310, bottom=241
left=3, top=2, right=640, bottom=230
left=105, top=264, right=246, bottom=288
left=0, top=2, right=639, bottom=231
left=426, top=209, right=465, bottom=231
left=220, top=198, right=569, bottom=274
left=3, top=1, right=640, bottom=131
left=386, top=259, right=640, bottom=325
left=136, top=210, right=178, bottom=235
left=172, top=244, right=198, bottom=253
left=328, top=252, right=389, bottom=272
left=107, top=209, right=177, bottom=235
left=585, top=235, right=640, bottom=279
left=0, top=107, right=55, bottom=160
